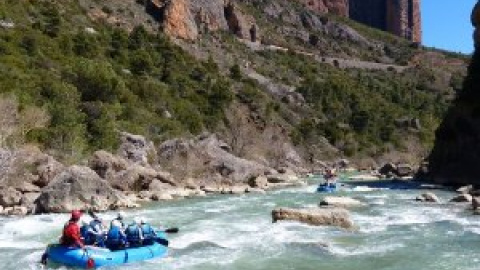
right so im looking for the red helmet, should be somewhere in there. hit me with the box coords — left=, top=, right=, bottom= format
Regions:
left=71, top=210, right=82, bottom=220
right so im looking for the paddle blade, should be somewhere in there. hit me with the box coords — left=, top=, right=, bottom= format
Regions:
left=165, top=227, right=179, bottom=233
left=156, top=238, right=169, bottom=246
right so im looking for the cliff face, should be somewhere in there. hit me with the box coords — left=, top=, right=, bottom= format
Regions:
left=297, top=0, right=349, bottom=16
left=146, top=0, right=257, bottom=41
left=426, top=2, right=480, bottom=185
left=349, top=0, right=422, bottom=43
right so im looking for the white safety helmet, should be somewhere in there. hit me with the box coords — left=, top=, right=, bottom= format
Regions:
left=111, top=219, right=122, bottom=228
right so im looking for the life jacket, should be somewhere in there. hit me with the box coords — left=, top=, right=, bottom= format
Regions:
left=141, top=224, right=155, bottom=240
left=80, top=225, right=95, bottom=245
left=125, top=224, right=142, bottom=244
left=89, top=219, right=103, bottom=234
left=61, top=221, right=81, bottom=246
left=106, top=226, right=125, bottom=246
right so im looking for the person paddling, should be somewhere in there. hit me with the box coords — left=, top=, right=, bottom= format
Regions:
left=324, top=168, right=337, bottom=185
left=111, top=212, right=126, bottom=230
left=60, top=210, right=85, bottom=250
left=80, top=217, right=97, bottom=246
left=106, top=220, right=127, bottom=251
left=88, top=212, right=107, bottom=247
left=139, top=217, right=157, bottom=245
left=125, top=217, right=143, bottom=247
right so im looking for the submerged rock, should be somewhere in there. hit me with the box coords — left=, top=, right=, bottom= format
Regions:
left=271, top=207, right=354, bottom=229
left=472, top=197, right=480, bottom=210
left=416, top=192, right=440, bottom=203
left=319, top=196, right=366, bottom=208
left=456, top=185, right=473, bottom=194
left=450, top=194, right=473, bottom=203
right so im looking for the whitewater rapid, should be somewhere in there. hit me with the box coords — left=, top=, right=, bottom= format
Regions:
left=1, top=179, right=479, bottom=270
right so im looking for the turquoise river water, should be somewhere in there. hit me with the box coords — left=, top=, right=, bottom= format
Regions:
left=1, top=178, right=479, bottom=270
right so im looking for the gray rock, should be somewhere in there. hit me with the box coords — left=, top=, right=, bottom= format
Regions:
left=4, top=206, right=27, bottom=216
left=272, top=207, right=354, bottom=229
left=89, top=150, right=129, bottom=179
left=416, top=192, right=440, bottom=203
left=456, top=185, right=473, bottom=194
left=395, top=163, right=414, bottom=177
left=267, top=173, right=299, bottom=183
left=16, top=182, right=40, bottom=193
left=246, top=187, right=266, bottom=194
left=319, top=196, right=366, bottom=208
left=379, top=163, right=396, bottom=176
left=35, top=156, right=64, bottom=188
left=0, top=187, right=22, bottom=207
left=450, top=194, right=473, bottom=203
left=248, top=175, right=268, bottom=188
left=151, top=192, right=173, bottom=201
left=36, top=166, right=124, bottom=213
left=473, top=197, right=480, bottom=210
left=158, top=134, right=269, bottom=183
left=118, top=132, right=157, bottom=165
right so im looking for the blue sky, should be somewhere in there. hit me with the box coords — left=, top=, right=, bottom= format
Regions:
left=422, top=0, right=476, bottom=54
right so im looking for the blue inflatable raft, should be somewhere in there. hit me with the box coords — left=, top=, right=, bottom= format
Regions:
left=316, top=182, right=338, bottom=193
left=45, top=233, right=168, bottom=269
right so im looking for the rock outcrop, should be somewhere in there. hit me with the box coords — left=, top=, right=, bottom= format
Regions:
left=158, top=134, right=273, bottom=185
left=35, top=166, right=132, bottom=213
left=426, top=1, right=480, bottom=185
left=297, top=0, right=349, bottom=16
left=146, top=0, right=257, bottom=41
left=272, top=207, right=354, bottom=229
left=415, top=192, right=440, bottom=203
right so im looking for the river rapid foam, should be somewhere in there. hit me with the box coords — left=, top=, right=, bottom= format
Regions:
left=1, top=180, right=479, bottom=270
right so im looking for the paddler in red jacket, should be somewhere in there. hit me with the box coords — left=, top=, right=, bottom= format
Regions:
left=60, top=210, right=86, bottom=249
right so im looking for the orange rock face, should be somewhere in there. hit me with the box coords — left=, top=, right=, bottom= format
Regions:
left=298, top=0, right=349, bottom=16
left=163, top=0, right=198, bottom=40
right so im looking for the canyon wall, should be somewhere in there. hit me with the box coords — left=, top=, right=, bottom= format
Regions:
left=349, top=0, right=422, bottom=43
left=426, top=1, right=479, bottom=185
left=297, top=0, right=349, bottom=16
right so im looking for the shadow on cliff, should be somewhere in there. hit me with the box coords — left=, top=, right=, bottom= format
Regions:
left=426, top=48, right=480, bottom=185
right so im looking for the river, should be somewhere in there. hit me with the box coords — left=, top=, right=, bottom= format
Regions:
left=1, top=177, right=479, bottom=270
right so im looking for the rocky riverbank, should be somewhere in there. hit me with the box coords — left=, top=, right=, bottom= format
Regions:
left=0, top=132, right=307, bottom=216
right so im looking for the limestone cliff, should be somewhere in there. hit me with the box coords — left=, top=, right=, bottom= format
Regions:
left=147, top=0, right=257, bottom=41
left=349, top=0, right=422, bottom=43
left=297, top=0, right=349, bottom=16
left=426, top=1, right=480, bottom=185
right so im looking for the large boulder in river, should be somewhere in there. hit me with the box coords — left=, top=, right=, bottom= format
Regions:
left=36, top=166, right=125, bottom=213
left=319, top=196, right=366, bottom=208
left=472, top=197, right=480, bottom=210
left=272, top=207, right=354, bottom=229
left=416, top=192, right=440, bottom=203
left=450, top=194, right=473, bottom=203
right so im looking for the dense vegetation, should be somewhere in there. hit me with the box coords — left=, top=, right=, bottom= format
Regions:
left=0, top=0, right=467, bottom=164
left=0, top=1, right=233, bottom=161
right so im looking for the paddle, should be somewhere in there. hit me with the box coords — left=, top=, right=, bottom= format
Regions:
left=164, top=227, right=179, bottom=233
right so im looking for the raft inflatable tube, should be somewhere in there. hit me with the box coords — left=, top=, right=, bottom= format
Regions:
left=45, top=233, right=168, bottom=269
left=316, top=183, right=338, bottom=193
